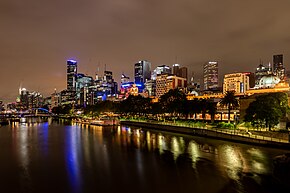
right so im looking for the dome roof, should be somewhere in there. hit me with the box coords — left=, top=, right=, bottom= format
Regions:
left=259, top=75, right=280, bottom=88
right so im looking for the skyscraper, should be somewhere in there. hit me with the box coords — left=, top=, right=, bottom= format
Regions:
left=134, top=60, right=151, bottom=86
left=151, top=65, right=171, bottom=80
left=67, top=59, right=78, bottom=91
left=172, top=64, right=180, bottom=76
left=273, top=54, right=285, bottom=80
left=203, top=61, right=218, bottom=90
left=179, top=67, right=188, bottom=79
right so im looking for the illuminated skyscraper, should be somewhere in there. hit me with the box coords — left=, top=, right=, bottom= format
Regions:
left=273, top=54, right=285, bottom=80
left=151, top=65, right=171, bottom=80
left=203, top=61, right=218, bottom=90
left=134, top=60, right=151, bottom=86
left=67, top=59, right=78, bottom=91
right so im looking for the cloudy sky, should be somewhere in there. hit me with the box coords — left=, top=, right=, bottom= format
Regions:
left=1, top=0, right=290, bottom=102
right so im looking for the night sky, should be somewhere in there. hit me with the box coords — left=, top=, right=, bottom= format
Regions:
left=1, top=0, right=290, bottom=102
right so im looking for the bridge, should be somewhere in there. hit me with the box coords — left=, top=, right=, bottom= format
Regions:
left=0, top=108, right=55, bottom=118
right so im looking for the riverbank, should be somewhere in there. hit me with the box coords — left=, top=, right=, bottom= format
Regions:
left=121, top=120, right=290, bottom=149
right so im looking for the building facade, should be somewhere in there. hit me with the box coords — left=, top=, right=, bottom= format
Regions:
left=254, top=63, right=272, bottom=88
left=134, top=60, right=151, bottom=87
left=67, top=60, right=78, bottom=91
left=203, top=61, right=218, bottom=91
left=156, top=74, right=187, bottom=98
left=273, top=54, right=285, bottom=80
left=223, top=72, right=250, bottom=94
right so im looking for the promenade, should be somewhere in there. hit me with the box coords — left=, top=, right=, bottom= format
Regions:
left=121, top=119, right=290, bottom=149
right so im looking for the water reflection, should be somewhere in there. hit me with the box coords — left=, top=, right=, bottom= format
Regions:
left=65, top=125, right=82, bottom=193
left=3, top=121, right=290, bottom=193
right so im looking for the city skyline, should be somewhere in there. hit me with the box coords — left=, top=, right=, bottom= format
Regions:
left=2, top=0, right=290, bottom=102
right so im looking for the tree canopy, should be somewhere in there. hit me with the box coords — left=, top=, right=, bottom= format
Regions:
left=245, top=92, right=289, bottom=130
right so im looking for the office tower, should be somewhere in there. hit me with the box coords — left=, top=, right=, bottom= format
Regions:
left=151, top=65, right=171, bottom=80
left=67, top=59, right=78, bottom=91
left=172, top=64, right=180, bottom=76
left=179, top=67, right=188, bottom=79
left=273, top=54, right=285, bottom=80
left=134, top=60, right=151, bottom=86
left=203, top=61, right=218, bottom=90
left=223, top=72, right=250, bottom=94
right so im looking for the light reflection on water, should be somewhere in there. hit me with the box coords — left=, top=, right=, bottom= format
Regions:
left=2, top=120, right=290, bottom=193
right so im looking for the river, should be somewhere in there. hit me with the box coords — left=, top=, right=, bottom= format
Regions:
left=0, top=118, right=289, bottom=193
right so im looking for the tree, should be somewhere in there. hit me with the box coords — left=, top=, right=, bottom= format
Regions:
left=220, top=91, right=239, bottom=123
left=159, top=89, right=187, bottom=118
left=207, top=101, right=217, bottom=123
left=245, top=93, right=288, bottom=131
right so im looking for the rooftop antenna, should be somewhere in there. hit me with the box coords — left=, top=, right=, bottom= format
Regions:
left=175, top=56, right=178, bottom=64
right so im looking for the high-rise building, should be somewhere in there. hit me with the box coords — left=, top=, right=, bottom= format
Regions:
left=151, top=65, right=171, bottom=80
left=179, top=67, right=188, bottom=79
left=172, top=64, right=180, bottom=76
left=134, top=60, right=151, bottom=88
left=203, top=61, right=218, bottom=90
left=273, top=54, right=285, bottom=80
left=67, top=59, right=78, bottom=91
left=223, top=72, right=250, bottom=94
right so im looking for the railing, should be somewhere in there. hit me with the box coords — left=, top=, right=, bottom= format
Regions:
left=120, top=118, right=289, bottom=144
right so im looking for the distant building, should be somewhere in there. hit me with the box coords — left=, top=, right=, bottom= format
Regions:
left=171, top=64, right=187, bottom=79
left=51, top=90, right=60, bottom=109
left=172, top=64, right=180, bottom=76
left=254, top=62, right=272, bottom=88
left=223, top=72, right=250, bottom=94
left=67, top=59, right=78, bottom=91
left=203, top=61, right=218, bottom=91
left=121, top=74, right=130, bottom=84
left=187, top=71, right=201, bottom=94
left=156, top=74, right=187, bottom=98
left=273, top=54, right=285, bottom=80
left=19, top=88, right=44, bottom=110
left=144, top=79, right=156, bottom=97
left=134, top=60, right=151, bottom=89
left=151, top=65, right=171, bottom=80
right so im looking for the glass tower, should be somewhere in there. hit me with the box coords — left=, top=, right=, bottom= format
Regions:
left=67, top=60, right=78, bottom=91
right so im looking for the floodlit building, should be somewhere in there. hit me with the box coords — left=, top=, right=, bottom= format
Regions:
left=156, top=74, right=187, bottom=98
left=255, top=62, right=272, bottom=88
left=223, top=72, right=250, bottom=94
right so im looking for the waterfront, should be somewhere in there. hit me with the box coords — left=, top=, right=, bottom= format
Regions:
left=0, top=119, right=289, bottom=193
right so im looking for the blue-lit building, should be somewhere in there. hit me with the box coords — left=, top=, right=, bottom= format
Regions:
left=134, top=60, right=151, bottom=91
left=67, top=60, right=78, bottom=91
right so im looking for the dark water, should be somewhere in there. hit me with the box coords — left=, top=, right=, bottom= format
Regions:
left=0, top=119, right=290, bottom=193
